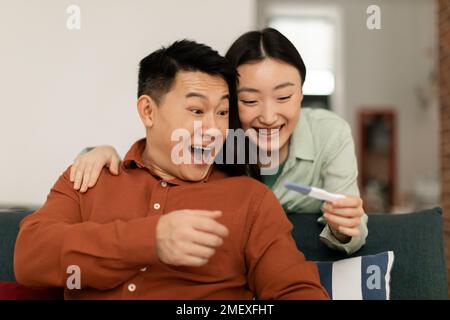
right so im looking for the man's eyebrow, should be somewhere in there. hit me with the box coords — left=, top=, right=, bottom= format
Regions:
left=273, top=82, right=295, bottom=90
left=186, top=92, right=229, bottom=100
left=186, top=92, right=207, bottom=99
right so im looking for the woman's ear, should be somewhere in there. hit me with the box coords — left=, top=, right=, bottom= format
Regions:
left=137, top=95, right=157, bottom=128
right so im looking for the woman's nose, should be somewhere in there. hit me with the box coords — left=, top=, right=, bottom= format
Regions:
left=259, top=103, right=278, bottom=126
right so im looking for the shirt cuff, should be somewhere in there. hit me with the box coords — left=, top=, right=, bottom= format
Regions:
left=120, top=215, right=161, bottom=266
left=318, top=214, right=369, bottom=255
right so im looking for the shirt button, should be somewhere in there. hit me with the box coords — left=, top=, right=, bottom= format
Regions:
left=128, top=284, right=136, bottom=292
left=140, top=267, right=147, bottom=272
left=153, top=203, right=161, bottom=210
left=161, top=181, right=168, bottom=187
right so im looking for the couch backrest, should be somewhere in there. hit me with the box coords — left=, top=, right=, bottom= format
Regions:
left=0, top=211, right=32, bottom=281
left=1, top=208, right=448, bottom=299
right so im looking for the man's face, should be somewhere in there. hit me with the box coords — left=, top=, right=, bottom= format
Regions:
left=144, top=71, right=230, bottom=181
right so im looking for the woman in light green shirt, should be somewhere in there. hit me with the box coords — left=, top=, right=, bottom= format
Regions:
left=69, top=28, right=367, bottom=255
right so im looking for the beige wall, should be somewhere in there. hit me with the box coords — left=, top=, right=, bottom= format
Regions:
left=0, top=0, right=256, bottom=205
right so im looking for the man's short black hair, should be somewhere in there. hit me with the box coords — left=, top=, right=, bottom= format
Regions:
left=138, top=40, right=237, bottom=104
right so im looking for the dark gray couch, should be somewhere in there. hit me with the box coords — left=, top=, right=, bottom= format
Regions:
left=0, top=207, right=448, bottom=299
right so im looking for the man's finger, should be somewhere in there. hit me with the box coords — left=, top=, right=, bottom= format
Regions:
left=192, top=217, right=229, bottom=238
left=182, top=242, right=216, bottom=259
left=190, top=210, right=222, bottom=219
left=190, top=230, right=225, bottom=248
left=180, top=255, right=209, bottom=267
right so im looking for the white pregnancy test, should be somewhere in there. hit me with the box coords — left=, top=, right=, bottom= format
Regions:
left=284, top=181, right=346, bottom=202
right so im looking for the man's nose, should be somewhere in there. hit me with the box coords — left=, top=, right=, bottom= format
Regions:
left=199, top=113, right=223, bottom=142
left=202, top=112, right=219, bottom=131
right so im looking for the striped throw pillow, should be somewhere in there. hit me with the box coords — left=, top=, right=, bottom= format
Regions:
left=316, top=251, right=395, bottom=300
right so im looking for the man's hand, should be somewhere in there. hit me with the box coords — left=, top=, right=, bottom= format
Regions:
left=156, top=210, right=229, bottom=267
left=322, top=195, right=365, bottom=242
left=69, top=145, right=121, bottom=193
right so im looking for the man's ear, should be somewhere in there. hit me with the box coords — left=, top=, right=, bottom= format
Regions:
left=137, top=95, right=157, bottom=127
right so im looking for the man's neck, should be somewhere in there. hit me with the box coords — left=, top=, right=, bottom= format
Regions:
left=141, top=144, right=177, bottom=181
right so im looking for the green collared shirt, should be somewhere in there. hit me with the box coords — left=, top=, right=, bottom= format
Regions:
left=267, top=108, right=368, bottom=255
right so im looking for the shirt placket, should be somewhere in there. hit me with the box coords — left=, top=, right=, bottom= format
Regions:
left=122, top=178, right=170, bottom=299
left=149, top=179, right=170, bottom=214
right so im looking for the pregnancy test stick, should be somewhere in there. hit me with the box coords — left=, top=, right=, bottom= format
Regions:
left=284, top=181, right=346, bottom=202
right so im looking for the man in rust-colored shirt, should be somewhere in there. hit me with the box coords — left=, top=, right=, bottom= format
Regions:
left=14, top=40, right=329, bottom=300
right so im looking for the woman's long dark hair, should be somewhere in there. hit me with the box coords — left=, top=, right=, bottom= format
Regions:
left=219, top=28, right=307, bottom=180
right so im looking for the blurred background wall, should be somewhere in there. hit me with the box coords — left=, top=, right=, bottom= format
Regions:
left=0, top=0, right=256, bottom=205
left=0, top=0, right=442, bottom=214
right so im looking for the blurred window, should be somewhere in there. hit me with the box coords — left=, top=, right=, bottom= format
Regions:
left=268, top=15, right=336, bottom=109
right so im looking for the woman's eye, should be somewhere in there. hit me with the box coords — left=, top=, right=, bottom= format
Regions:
left=278, top=95, right=292, bottom=102
left=240, top=100, right=258, bottom=106
left=218, top=110, right=229, bottom=117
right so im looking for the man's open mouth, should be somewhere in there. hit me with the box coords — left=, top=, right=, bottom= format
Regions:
left=190, top=145, right=214, bottom=165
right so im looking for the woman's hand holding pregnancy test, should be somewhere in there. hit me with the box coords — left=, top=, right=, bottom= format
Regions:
left=284, top=182, right=365, bottom=240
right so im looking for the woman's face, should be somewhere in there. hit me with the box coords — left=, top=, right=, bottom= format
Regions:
left=236, top=58, right=303, bottom=161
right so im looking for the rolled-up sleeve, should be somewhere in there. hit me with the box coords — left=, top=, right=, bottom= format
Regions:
left=319, top=214, right=369, bottom=255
